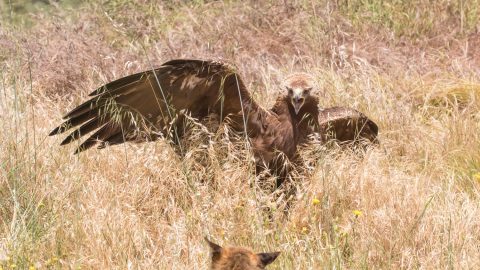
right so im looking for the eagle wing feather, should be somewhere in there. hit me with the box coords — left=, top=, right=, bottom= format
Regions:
left=317, top=107, right=378, bottom=143
left=50, top=59, right=262, bottom=153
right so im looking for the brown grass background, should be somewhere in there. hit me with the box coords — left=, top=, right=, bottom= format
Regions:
left=1, top=0, right=480, bottom=269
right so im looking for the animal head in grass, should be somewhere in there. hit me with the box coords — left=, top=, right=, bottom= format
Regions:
left=206, top=237, right=280, bottom=270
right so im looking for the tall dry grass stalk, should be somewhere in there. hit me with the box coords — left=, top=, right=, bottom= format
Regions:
left=1, top=0, right=479, bottom=269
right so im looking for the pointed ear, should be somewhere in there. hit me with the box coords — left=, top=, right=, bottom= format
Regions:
left=205, top=237, right=223, bottom=261
left=257, top=252, right=280, bottom=267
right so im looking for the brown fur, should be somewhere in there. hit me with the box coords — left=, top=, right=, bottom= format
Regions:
left=206, top=238, right=280, bottom=270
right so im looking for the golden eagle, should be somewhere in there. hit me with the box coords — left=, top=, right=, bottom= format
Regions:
left=50, top=59, right=378, bottom=177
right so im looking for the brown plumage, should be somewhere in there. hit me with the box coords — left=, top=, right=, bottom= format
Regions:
left=50, top=59, right=378, bottom=177
left=50, top=59, right=254, bottom=153
left=206, top=238, right=280, bottom=270
left=316, top=107, right=379, bottom=144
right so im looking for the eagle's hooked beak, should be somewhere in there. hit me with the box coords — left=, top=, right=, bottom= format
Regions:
left=294, top=105, right=301, bottom=114
left=292, top=97, right=304, bottom=114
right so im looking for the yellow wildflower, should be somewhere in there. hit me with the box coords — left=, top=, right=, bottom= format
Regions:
left=473, top=172, right=480, bottom=182
left=9, top=264, right=16, bottom=269
left=46, top=256, right=59, bottom=266
left=301, top=226, right=308, bottom=234
left=312, top=198, right=320, bottom=205
left=29, top=266, right=35, bottom=270
left=353, top=210, right=363, bottom=217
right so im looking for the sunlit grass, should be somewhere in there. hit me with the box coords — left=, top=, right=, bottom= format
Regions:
left=1, top=0, right=479, bottom=269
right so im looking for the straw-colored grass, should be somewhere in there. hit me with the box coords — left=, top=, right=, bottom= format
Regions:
left=1, top=1, right=479, bottom=269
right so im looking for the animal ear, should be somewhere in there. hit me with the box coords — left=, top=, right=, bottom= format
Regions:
left=205, top=237, right=223, bottom=261
left=257, top=252, right=280, bottom=267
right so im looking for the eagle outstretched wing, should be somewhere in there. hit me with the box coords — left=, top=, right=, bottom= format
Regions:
left=317, top=107, right=378, bottom=143
left=50, top=59, right=261, bottom=153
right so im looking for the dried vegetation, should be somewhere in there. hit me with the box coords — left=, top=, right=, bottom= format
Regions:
left=1, top=0, right=479, bottom=269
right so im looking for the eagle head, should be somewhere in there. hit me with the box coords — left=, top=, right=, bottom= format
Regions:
left=283, top=72, right=315, bottom=114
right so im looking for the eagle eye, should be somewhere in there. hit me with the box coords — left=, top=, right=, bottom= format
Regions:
left=303, top=87, right=312, bottom=95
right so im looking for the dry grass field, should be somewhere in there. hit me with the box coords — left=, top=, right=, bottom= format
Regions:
left=1, top=0, right=480, bottom=269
